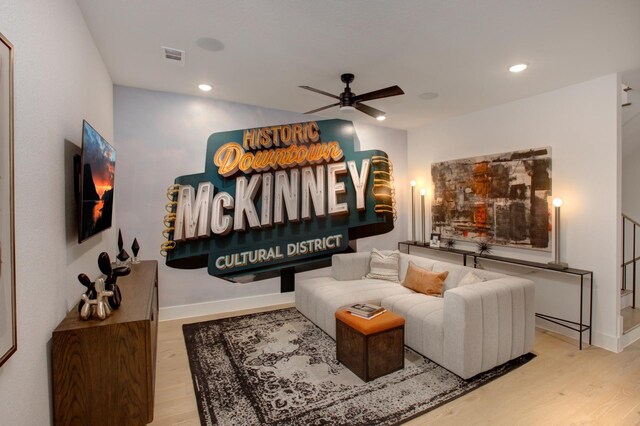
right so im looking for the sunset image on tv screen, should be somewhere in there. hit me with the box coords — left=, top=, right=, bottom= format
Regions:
left=80, top=121, right=116, bottom=242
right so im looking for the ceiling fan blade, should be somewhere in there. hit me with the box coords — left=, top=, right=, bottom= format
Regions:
left=299, top=86, right=340, bottom=100
left=353, top=85, right=404, bottom=103
left=304, top=102, right=340, bottom=114
left=355, top=103, right=386, bottom=119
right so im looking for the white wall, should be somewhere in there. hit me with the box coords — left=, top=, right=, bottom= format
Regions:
left=0, top=1, right=114, bottom=425
left=408, top=75, right=620, bottom=351
left=113, top=86, right=408, bottom=315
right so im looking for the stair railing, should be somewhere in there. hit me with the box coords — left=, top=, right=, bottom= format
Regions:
left=622, top=213, right=640, bottom=308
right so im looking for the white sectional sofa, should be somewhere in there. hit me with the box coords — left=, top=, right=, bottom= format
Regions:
left=295, top=251, right=535, bottom=379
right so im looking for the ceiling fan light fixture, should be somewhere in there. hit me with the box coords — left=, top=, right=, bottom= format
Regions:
left=300, top=74, right=404, bottom=118
left=376, top=115, right=386, bottom=121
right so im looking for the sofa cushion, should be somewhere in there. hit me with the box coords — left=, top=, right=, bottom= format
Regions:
left=402, top=262, right=448, bottom=297
left=296, top=276, right=413, bottom=339
left=365, top=248, right=400, bottom=282
left=432, top=262, right=468, bottom=291
left=458, top=271, right=487, bottom=286
left=381, top=293, right=445, bottom=365
left=431, top=262, right=513, bottom=291
left=332, top=252, right=371, bottom=281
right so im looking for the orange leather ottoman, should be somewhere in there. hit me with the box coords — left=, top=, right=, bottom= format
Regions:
left=335, top=309, right=405, bottom=382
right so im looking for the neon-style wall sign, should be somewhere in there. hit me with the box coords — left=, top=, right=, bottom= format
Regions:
left=162, top=119, right=395, bottom=281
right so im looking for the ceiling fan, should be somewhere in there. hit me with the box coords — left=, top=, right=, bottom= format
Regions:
left=299, top=73, right=404, bottom=121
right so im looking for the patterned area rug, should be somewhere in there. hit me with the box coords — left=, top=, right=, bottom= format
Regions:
left=183, top=308, right=534, bottom=426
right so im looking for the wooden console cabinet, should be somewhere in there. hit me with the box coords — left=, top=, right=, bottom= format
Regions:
left=52, top=261, right=159, bottom=425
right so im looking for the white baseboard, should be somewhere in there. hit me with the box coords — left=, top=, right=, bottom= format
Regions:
left=535, top=321, right=620, bottom=352
left=159, top=292, right=296, bottom=321
left=620, top=326, right=640, bottom=349
left=590, top=330, right=620, bottom=352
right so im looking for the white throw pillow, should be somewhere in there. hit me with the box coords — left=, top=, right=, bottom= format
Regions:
left=365, top=248, right=400, bottom=282
left=457, top=271, right=486, bottom=286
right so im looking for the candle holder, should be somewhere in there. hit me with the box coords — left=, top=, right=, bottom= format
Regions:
left=548, top=198, right=569, bottom=269
left=410, top=180, right=417, bottom=243
left=420, top=189, right=427, bottom=245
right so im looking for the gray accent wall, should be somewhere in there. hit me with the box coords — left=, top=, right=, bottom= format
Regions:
left=113, top=85, right=408, bottom=311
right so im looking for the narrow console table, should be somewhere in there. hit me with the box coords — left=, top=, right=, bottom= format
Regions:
left=398, top=241, right=594, bottom=350
left=52, top=260, right=159, bottom=425
left=398, top=240, right=474, bottom=265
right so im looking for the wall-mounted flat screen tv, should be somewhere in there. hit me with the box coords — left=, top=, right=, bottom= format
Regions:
left=78, top=120, right=116, bottom=243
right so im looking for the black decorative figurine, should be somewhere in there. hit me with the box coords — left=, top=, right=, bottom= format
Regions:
left=118, top=229, right=124, bottom=252
left=131, top=238, right=140, bottom=264
left=99, top=251, right=129, bottom=310
left=116, top=228, right=131, bottom=265
left=117, top=248, right=130, bottom=263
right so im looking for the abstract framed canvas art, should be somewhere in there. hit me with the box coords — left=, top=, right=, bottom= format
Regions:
left=431, top=147, right=551, bottom=251
left=0, top=32, right=16, bottom=367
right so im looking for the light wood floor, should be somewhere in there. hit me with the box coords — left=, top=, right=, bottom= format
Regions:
left=150, top=304, right=640, bottom=426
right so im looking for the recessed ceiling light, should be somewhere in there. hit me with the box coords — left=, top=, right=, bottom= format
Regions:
left=376, top=115, right=386, bottom=121
left=419, top=92, right=439, bottom=100
left=509, top=63, right=528, bottom=73
left=198, top=84, right=212, bottom=92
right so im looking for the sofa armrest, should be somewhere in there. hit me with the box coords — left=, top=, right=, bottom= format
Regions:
left=331, top=252, right=371, bottom=281
left=442, top=277, right=535, bottom=379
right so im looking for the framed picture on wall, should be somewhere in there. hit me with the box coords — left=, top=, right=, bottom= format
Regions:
left=431, top=147, right=552, bottom=250
left=0, top=32, right=16, bottom=368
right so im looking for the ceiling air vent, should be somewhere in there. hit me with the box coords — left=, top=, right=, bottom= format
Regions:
left=161, top=46, right=185, bottom=66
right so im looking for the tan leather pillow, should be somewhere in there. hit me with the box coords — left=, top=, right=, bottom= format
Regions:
left=403, top=261, right=449, bottom=297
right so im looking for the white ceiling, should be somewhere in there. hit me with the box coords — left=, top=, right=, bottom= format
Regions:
left=76, top=0, right=640, bottom=130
